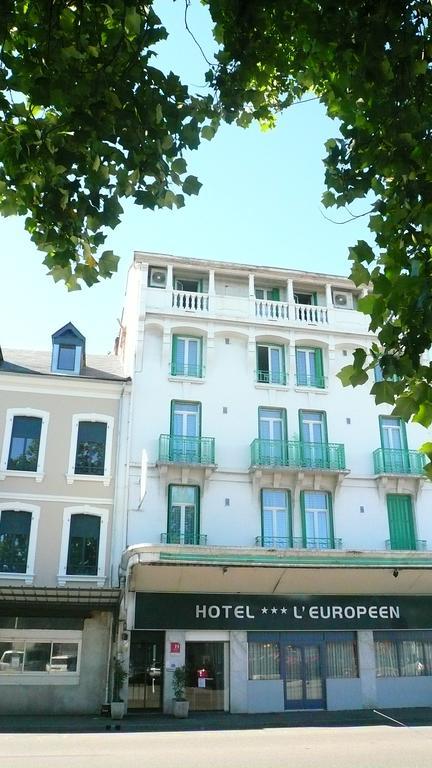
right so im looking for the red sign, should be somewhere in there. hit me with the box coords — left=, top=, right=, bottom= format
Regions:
left=170, top=642, right=181, bottom=654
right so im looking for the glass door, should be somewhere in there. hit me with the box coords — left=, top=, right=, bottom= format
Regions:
left=171, top=401, right=200, bottom=462
left=128, top=632, right=164, bottom=711
left=283, top=641, right=325, bottom=709
left=258, top=408, right=286, bottom=465
left=185, top=641, right=227, bottom=711
left=380, top=417, right=408, bottom=472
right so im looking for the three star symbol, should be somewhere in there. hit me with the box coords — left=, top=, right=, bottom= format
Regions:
left=261, top=606, right=288, bottom=615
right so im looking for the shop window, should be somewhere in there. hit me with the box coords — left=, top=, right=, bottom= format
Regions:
left=0, top=635, right=80, bottom=676
left=375, top=633, right=432, bottom=677
left=326, top=640, right=358, bottom=678
left=248, top=642, right=280, bottom=680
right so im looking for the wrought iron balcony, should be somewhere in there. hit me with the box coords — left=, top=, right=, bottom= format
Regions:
left=255, top=536, right=342, bottom=550
left=158, top=434, right=216, bottom=465
left=385, top=539, right=427, bottom=551
left=373, top=448, right=426, bottom=475
left=250, top=439, right=346, bottom=471
left=256, top=370, right=287, bottom=386
left=160, top=533, right=208, bottom=545
left=295, top=373, right=327, bottom=389
left=170, top=361, right=204, bottom=378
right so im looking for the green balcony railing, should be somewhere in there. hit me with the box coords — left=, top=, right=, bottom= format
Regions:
left=295, top=373, right=326, bottom=389
left=385, top=539, right=427, bottom=551
left=170, top=361, right=204, bottom=378
left=250, top=439, right=346, bottom=471
left=159, top=434, right=215, bottom=465
left=373, top=448, right=426, bottom=475
left=161, top=533, right=208, bottom=545
left=255, top=536, right=342, bottom=550
left=256, top=370, right=287, bottom=386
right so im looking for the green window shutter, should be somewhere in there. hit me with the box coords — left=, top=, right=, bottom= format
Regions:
left=314, top=348, right=324, bottom=388
left=272, top=288, right=280, bottom=301
left=300, top=491, right=306, bottom=547
left=171, top=336, right=178, bottom=375
left=387, top=495, right=416, bottom=550
left=327, top=493, right=335, bottom=547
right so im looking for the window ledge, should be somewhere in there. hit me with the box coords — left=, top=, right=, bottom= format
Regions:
left=168, top=376, right=205, bottom=385
left=66, top=473, right=111, bottom=487
left=0, top=470, right=45, bottom=483
left=254, top=383, right=288, bottom=391
left=1, top=673, right=79, bottom=686
left=294, top=386, right=328, bottom=395
left=57, top=574, right=106, bottom=587
left=0, top=572, right=34, bottom=584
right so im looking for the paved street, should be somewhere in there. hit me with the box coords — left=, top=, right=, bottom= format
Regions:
left=2, top=724, right=432, bottom=768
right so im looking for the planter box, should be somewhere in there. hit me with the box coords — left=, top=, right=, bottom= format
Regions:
left=173, top=699, right=189, bottom=718
left=111, top=701, right=125, bottom=720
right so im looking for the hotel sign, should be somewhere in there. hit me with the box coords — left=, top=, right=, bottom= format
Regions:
left=135, top=593, right=432, bottom=631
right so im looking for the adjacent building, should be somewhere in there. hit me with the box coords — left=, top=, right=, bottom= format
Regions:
left=0, top=323, right=130, bottom=714
left=118, top=252, right=432, bottom=714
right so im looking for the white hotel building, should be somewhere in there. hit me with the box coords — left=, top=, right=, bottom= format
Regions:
left=118, top=251, right=432, bottom=715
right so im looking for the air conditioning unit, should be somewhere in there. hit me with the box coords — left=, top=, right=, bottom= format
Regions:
left=333, top=290, right=354, bottom=309
left=149, top=267, right=167, bottom=288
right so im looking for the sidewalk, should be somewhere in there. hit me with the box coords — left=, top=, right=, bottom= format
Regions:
left=1, top=708, right=432, bottom=734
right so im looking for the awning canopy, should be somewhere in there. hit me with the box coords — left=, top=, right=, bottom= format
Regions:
left=0, top=586, right=121, bottom=616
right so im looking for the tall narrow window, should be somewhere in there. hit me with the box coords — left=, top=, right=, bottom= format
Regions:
left=171, top=336, right=202, bottom=377
left=0, top=510, right=31, bottom=573
left=296, top=348, right=325, bottom=388
left=256, top=344, right=286, bottom=385
left=170, top=401, right=201, bottom=463
left=167, top=486, right=200, bottom=544
left=258, top=408, right=287, bottom=465
left=261, top=489, right=291, bottom=548
left=386, top=495, right=416, bottom=550
left=379, top=416, right=408, bottom=472
left=301, top=491, right=334, bottom=549
left=299, top=410, right=327, bottom=468
left=7, top=416, right=42, bottom=472
left=66, top=514, right=101, bottom=576
left=74, top=422, right=107, bottom=475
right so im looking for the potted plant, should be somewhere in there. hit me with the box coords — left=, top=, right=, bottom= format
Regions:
left=111, top=657, right=128, bottom=720
left=172, top=665, right=189, bottom=718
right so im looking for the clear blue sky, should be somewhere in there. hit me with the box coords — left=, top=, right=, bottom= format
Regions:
left=0, top=1, right=371, bottom=355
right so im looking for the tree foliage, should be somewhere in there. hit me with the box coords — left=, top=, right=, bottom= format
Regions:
left=0, top=1, right=217, bottom=288
left=205, top=0, right=432, bottom=438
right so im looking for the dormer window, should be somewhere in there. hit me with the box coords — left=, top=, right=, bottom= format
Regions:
left=51, top=323, right=85, bottom=375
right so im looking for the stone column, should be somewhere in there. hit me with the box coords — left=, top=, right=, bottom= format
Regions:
left=230, top=631, right=248, bottom=713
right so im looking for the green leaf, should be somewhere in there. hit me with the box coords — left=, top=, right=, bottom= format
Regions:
left=182, top=175, right=202, bottom=196
left=98, top=250, right=120, bottom=278
left=370, top=381, right=396, bottom=405
left=201, top=125, right=216, bottom=141
left=171, top=158, right=187, bottom=175
left=412, top=402, right=432, bottom=428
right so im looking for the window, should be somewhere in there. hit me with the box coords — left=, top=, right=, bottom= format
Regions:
left=379, top=416, right=409, bottom=472
left=66, top=514, right=100, bottom=576
left=0, top=409, right=49, bottom=480
left=375, top=633, right=432, bottom=677
left=171, top=336, right=203, bottom=377
left=248, top=642, right=280, bottom=680
left=58, top=507, right=108, bottom=585
left=296, top=348, right=325, bottom=388
left=386, top=495, right=416, bottom=550
left=261, top=490, right=291, bottom=548
left=175, top=278, right=201, bottom=292
left=51, top=322, right=84, bottom=374
left=0, top=505, right=39, bottom=581
left=167, top=485, right=200, bottom=544
left=294, top=292, right=316, bottom=305
left=7, top=416, right=41, bottom=472
left=0, top=510, right=31, bottom=574
left=255, top=287, right=280, bottom=301
left=170, top=401, right=201, bottom=462
left=75, top=422, right=107, bottom=475
left=258, top=408, right=287, bottom=465
left=67, top=414, right=113, bottom=484
left=0, top=633, right=81, bottom=678
left=301, top=491, right=334, bottom=549
left=326, top=640, right=358, bottom=678
left=57, top=345, right=76, bottom=372
left=256, top=344, right=286, bottom=385
left=374, top=364, right=400, bottom=383
left=299, top=410, right=328, bottom=468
